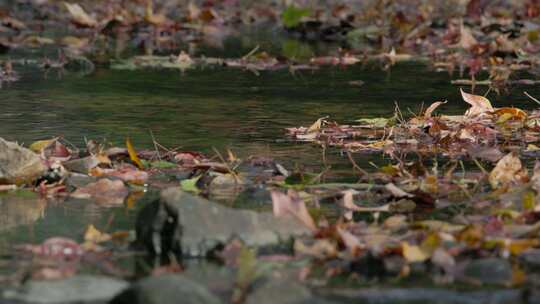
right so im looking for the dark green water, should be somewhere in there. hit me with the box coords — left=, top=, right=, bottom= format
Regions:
left=0, top=58, right=539, bottom=262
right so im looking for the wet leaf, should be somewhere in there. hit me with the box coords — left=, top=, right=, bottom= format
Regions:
left=180, top=175, right=201, bottom=193
left=71, top=178, right=128, bottom=205
left=126, top=137, right=144, bottom=169
left=29, top=138, right=56, bottom=153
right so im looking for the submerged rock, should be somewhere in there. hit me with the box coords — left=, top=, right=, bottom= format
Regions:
left=0, top=192, right=45, bottom=231
left=3, top=275, right=128, bottom=304
left=519, top=249, right=540, bottom=271
left=462, top=258, right=513, bottom=285
left=247, top=276, right=334, bottom=304
left=0, top=137, right=46, bottom=184
left=135, top=188, right=311, bottom=259
left=111, top=274, right=222, bottom=304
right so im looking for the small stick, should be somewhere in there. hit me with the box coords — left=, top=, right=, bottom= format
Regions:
left=346, top=151, right=368, bottom=176
left=524, top=91, right=540, bottom=106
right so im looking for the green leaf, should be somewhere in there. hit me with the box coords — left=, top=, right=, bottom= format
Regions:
left=282, top=5, right=310, bottom=28
left=180, top=175, right=202, bottom=193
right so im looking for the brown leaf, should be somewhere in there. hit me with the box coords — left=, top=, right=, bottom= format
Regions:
left=489, top=152, right=526, bottom=189
left=461, top=88, right=494, bottom=117
left=424, top=101, right=447, bottom=118
left=271, top=190, right=317, bottom=231
left=71, top=178, right=128, bottom=205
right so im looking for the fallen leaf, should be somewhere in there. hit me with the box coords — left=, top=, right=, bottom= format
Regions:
left=271, top=190, right=317, bottom=231
left=64, top=2, right=98, bottom=27
left=71, top=178, right=128, bottom=205
left=402, top=242, right=429, bottom=263
left=84, top=224, right=111, bottom=243
left=489, top=152, right=525, bottom=189
left=126, top=137, right=144, bottom=169
left=461, top=88, right=494, bottom=117
left=424, top=101, right=447, bottom=118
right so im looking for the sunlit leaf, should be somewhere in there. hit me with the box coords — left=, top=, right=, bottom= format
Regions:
left=180, top=175, right=201, bottom=193
left=126, top=137, right=144, bottom=169
left=402, top=242, right=429, bottom=263
left=64, top=2, right=98, bottom=27
left=461, top=88, right=494, bottom=116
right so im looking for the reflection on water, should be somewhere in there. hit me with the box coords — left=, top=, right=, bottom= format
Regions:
left=0, top=193, right=45, bottom=232
left=0, top=60, right=539, bottom=251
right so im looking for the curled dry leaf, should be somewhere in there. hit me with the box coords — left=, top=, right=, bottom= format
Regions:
left=489, top=152, right=526, bottom=189
left=460, top=88, right=494, bottom=117
left=64, top=2, right=98, bottom=28
left=424, top=101, right=447, bottom=119
left=71, top=178, right=128, bottom=205
left=271, top=190, right=317, bottom=231
left=306, top=117, right=327, bottom=133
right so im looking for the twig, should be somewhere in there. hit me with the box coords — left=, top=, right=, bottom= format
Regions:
left=524, top=91, right=540, bottom=106
left=346, top=151, right=368, bottom=176
left=241, top=45, right=260, bottom=61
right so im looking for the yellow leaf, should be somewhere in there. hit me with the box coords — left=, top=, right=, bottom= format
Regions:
left=29, top=138, right=56, bottom=153
left=402, top=242, right=429, bottom=263
left=84, top=224, right=110, bottom=243
left=494, top=107, right=527, bottom=121
left=523, top=191, right=536, bottom=211
left=64, top=2, right=97, bottom=27
left=307, top=117, right=325, bottom=133
left=126, top=137, right=144, bottom=169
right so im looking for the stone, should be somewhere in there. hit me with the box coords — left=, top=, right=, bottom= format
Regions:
left=3, top=275, right=128, bottom=304
left=246, top=278, right=314, bottom=304
left=135, top=188, right=311, bottom=258
left=462, top=258, right=513, bottom=285
left=519, top=249, right=540, bottom=270
left=111, top=274, right=222, bottom=304
left=0, top=137, right=46, bottom=184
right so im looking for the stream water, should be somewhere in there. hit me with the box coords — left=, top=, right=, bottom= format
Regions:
left=0, top=49, right=539, bottom=280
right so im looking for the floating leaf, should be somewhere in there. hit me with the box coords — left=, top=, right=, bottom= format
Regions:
left=126, top=137, right=144, bottom=169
